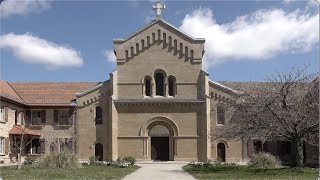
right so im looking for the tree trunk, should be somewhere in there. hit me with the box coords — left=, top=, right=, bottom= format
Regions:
left=291, top=137, right=304, bottom=167
left=17, top=153, right=21, bottom=169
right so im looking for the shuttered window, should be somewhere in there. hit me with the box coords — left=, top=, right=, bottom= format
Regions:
left=0, top=137, right=4, bottom=154
left=0, top=106, right=3, bottom=122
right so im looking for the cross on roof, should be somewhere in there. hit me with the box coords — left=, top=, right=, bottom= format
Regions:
left=153, top=0, right=165, bottom=19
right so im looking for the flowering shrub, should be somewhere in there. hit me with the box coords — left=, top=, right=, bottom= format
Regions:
left=82, top=156, right=135, bottom=168
left=249, top=153, right=281, bottom=168
left=188, top=160, right=237, bottom=168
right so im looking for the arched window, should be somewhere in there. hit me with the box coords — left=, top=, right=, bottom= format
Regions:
left=155, top=73, right=164, bottom=96
left=168, top=76, right=176, bottom=97
left=217, top=106, right=225, bottom=125
left=95, top=143, right=103, bottom=161
left=217, top=143, right=226, bottom=162
left=145, top=77, right=152, bottom=97
left=95, top=106, right=102, bottom=124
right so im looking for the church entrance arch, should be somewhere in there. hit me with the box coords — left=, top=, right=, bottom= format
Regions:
left=140, top=116, right=179, bottom=161
left=150, top=125, right=170, bottom=161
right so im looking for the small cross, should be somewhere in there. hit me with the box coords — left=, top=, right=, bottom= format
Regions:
left=153, top=0, right=165, bottom=19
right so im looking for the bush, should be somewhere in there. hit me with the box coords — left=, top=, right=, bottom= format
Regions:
left=89, top=156, right=97, bottom=165
left=249, top=153, right=281, bottom=168
left=123, top=156, right=136, bottom=165
left=37, top=151, right=79, bottom=168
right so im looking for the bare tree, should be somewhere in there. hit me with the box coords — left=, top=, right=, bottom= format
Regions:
left=214, top=67, right=319, bottom=167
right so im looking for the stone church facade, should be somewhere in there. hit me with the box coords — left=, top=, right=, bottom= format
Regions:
left=75, top=17, right=246, bottom=162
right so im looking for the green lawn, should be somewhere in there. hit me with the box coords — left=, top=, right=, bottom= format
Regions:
left=0, top=165, right=139, bottom=180
left=183, top=165, right=319, bottom=180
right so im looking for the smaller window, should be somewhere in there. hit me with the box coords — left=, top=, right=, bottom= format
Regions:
left=26, top=138, right=41, bottom=154
left=14, top=110, right=17, bottom=124
left=0, top=106, right=4, bottom=122
left=253, top=140, right=262, bottom=153
left=16, top=111, right=22, bottom=125
left=0, top=137, right=4, bottom=155
left=145, top=78, right=151, bottom=97
left=217, top=106, right=225, bottom=125
left=32, top=111, right=41, bottom=125
left=95, top=106, right=103, bottom=124
left=59, top=110, right=69, bottom=125
left=168, top=77, right=176, bottom=97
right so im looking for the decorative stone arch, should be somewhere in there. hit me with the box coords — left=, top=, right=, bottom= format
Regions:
left=140, top=116, right=179, bottom=161
left=139, top=116, right=179, bottom=137
left=212, top=140, right=229, bottom=148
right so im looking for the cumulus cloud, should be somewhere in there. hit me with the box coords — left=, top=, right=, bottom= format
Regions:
left=0, top=33, right=83, bottom=68
left=104, top=49, right=116, bottom=63
left=0, top=0, right=51, bottom=18
left=179, top=8, right=319, bottom=67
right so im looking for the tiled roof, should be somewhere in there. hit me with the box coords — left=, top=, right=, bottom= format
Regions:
left=9, top=125, right=41, bottom=136
left=8, top=82, right=97, bottom=106
left=218, top=81, right=311, bottom=98
left=0, top=80, right=25, bottom=104
left=217, top=81, right=275, bottom=94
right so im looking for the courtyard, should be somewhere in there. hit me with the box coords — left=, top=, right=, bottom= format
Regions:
left=0, top=161, right=319, bottom=180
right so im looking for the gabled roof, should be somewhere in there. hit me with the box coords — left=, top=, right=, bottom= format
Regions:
left=8, top=82, right=97, bottom=106
left=113, top=18, right=205, bottom=44
left=0, top=80, right=26, bottom=105
left=75, top=80, right=109, bottom=97
left=209, top=80, right=244, bottom=95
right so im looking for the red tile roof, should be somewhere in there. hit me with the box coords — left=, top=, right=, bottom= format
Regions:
left=6, top=82, right=97, bottom=106
left=0, top=80, right=25, bottom=104
left=9, top=125, right=41, bottom=136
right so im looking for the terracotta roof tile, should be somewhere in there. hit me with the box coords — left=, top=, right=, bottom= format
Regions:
left=8, top=82, right=97, bottom=105
left=0, top=80, right=25, bottom=104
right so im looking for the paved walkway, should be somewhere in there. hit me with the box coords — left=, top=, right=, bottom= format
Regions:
left=122, top=161, right=195, bottom=180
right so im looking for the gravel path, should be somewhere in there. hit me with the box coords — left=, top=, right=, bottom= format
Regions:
left=122, top=161, right=195, bottom=180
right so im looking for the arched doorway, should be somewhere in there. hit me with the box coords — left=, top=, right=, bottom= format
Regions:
left=140, top=116, right=179, bottom=161
left=149, top=125, right=170, bottom=161
left=95, top=143, right=103, bottom=161
left=217, top=143, right=226, bottom=162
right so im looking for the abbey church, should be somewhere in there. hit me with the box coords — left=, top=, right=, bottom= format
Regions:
left=0, top=1, right=318, bottom=165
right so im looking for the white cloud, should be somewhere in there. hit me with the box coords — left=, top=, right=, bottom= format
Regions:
left=179, top=8, right=319, bottom=67
left=0, top=33, right=83, bottom=68
left=104, top=49, right=116, bottom=63
left=0, top=0, right=51, bottom=18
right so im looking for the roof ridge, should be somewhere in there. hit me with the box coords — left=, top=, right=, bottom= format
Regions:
left=6, top=81, right=27, bottom=104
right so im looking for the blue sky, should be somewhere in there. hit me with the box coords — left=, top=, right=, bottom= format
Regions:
left=0, top=0, right=319, bottom=82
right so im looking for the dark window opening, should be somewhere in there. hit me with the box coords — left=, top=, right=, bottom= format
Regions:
left=155, top=73, right=164, bottom=96
left=26, top=139, right=41, bottom=154
left=95, top=106, right=102, bottom=124
left=145, top=78, right=151, bottom=97
left=168, top=77, right=175, bottom=96
left=217, top=106, right=225, bottom=125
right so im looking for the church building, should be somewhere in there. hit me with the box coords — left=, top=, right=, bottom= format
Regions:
left=75, top=1, right=245, bottom=162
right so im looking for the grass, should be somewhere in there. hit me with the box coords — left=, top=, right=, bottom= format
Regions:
left=0, top=164, right=139, bottom=180
left=183, top=164, right=319, bottom=180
